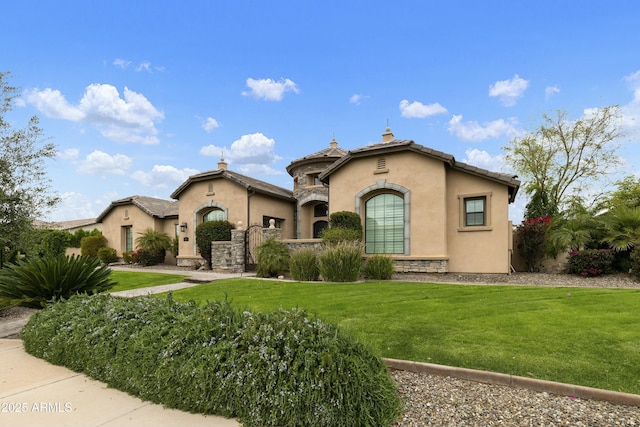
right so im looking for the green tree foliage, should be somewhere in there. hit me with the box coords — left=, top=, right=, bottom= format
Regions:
left=0, top=72, right=59, bottom=267
left=69, top=228, right=102, bottom=248
left=195, top=220, right=235, bottom=268
left=516, top=216, right=551, bottom=272
left=504, top=106, right=622, bottom=212
left=0, top=254, right=115, bottom=308
left=256, top=238, right=290, bottom=278
left=544, top=201, right=606, bottom=257
left=80, top=235, right=108, bottom=259
left=602, top=175, right=640, bottom=211
left=602, top=207, right=640, bottom=252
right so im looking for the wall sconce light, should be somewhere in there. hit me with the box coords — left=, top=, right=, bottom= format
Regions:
left=180, top=223, right=188, bottom=232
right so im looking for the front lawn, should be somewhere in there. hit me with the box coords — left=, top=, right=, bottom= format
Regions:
left=109, top=271, right=190, bottom=292
left=170, top=278, right=640, bottom=394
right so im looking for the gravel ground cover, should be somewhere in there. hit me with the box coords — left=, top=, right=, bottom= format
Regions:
left=2, top=271, right=639, bottom=425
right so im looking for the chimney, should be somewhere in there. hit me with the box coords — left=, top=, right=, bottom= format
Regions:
left=218, top=157, right=228, bottom=170
left=329, top=136, right=338, bottom=149
left=382, top=126, right=394, bottom=143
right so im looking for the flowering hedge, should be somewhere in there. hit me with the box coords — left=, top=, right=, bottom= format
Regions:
left=567, top=249, right=614, bottom=277
left=21, top=294, right=401, bottom=427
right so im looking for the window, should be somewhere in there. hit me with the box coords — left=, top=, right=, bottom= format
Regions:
left=124, top=226, right=133, bottom=252
left=263, top=216, right=283, bottom=228
left=306, top=173, right=321, bottom=186
left=203, top=209, right=225, bottom=222
left=365, top=193, right=404, bottom=254
left=314, top=203, right=328, bottom=217
left=313, top=220, right=328, bottom=238
left=464, top=197, right=486, bottom=226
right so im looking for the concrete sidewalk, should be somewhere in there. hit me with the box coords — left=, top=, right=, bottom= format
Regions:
left=0, top=339, right=241, bottom=427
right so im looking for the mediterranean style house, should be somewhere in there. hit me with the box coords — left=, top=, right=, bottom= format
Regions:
left=96, top=127, right=520, bottom=274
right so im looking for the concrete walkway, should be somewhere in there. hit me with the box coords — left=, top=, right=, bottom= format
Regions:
left=0, top=339, right=241, bottom=427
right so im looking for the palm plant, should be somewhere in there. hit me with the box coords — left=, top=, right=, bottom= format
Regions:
left=602, top=207, right=640, bottom=252
left=135, top=228, right=172, bottom=252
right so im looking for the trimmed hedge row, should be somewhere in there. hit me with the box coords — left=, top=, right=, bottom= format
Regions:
left=21, top=294, right=401, bottom=427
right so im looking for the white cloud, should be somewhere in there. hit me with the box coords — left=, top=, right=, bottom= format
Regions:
left=131, top=165, right=199, bottom=189
left=76, top=150, right=132, bottom=176
left=621, top=70, right=640, bottom=141
left=200, top=132, right=281, bottom=165
left=202, top=117, right=220, bottom=132
left=462, top=148, right=509, bottom=172
left=349, top=94, right=369, bottom=105
left=44, top=192, right=99, bottom=222
left=399, top=99, right=448, bottom=118
left=489, top=74, right=529, bottom=106
left=113, top=58, right=131, bottom=69
left=242, top=78, right=299, bottom=101
left=57, top=148, right=80, bottom=160
left=448, top=114, right=521, bottom=142
left=545, top=85, right=560, bottom=100
left=237, top=164, right=284, bottom=176
left=25, top=84, right=164, bottom=144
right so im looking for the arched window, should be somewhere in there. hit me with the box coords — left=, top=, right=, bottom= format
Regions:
left=203, top=209, right=225, bottom=222
left=314, top=203, right=328, bottom=217
left=365, top=193, right=404, bottom=254
left=313, top=220, right=328, bottom=238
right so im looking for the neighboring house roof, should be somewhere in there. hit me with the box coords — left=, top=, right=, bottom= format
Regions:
left=96, top=195, right=179, bottom=223
left=319, top=139, right=521, bottom=203
left=34, top=218, right=99, bottom=230
left=170, top=169, right=295, bottom=201
left=286, top=137, right=348, bottom=176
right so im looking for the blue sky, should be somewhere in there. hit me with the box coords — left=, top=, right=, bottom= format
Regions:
left=2, top=1, right=640, bottom=223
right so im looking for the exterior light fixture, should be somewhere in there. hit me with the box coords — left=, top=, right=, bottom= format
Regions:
left=180, top=223, right=188, bottom=232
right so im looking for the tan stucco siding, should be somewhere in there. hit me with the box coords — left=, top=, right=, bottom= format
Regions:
left=176, top=179, right=249, bottom=257
left=249, top=193, right=295, bottom=238
left=328, top=152, right=448, bottom=257
left=100, top=205, right=157, bottom=256
left=445, top=169, right=512, bottom=273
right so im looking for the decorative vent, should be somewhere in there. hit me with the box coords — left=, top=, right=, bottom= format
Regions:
left=207, top=182, right=215, bottom=195
left=377, top=158, right=386, bottom=170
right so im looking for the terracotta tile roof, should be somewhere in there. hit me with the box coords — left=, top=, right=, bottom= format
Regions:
left=34, top=218, right=99, bottom=230
left=170, top=169, right=294, bottom=201
left=319, top=139, right=520, bottom=202
left=96, top=195, right=178, bottom=223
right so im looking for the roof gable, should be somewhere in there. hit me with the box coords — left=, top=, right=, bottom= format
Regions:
left=319, top=139, right=520, bottom=202
left=96, top=195, right=178, bottom=223
left=170, top=169, right=294, bottom=201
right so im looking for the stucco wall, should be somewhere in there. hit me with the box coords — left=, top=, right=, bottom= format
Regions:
left=445, top=168, right=512, bottom=273
left=326, top=150, right=514, bottom=274
left=101, top=205, right=157, bottom=256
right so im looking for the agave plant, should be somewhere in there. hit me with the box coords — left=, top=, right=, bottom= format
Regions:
left=0, top=254, right=116, bottom=308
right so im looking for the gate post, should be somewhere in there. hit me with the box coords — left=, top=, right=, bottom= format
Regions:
left=231, top=229, right=246, bottom=273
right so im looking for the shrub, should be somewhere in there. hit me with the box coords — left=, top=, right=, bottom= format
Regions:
left=21, top=294, right=401, bottom=427
left=516, top=216, right=551, bottom=272
left=363, top=255, right=395, bottom=280
left=69, top=228, right=102, bottom=248
left=196, top=220, right=235, bottom=268
left=289, top=248, right=319, bottom=281
left=80, top=235, right=108, bottom=259
left=567, top=249, right=615, bottom=277
left=318, top=241, right=363, bottom=282
left=630, top=250, right=640, bottom=280
left=329, top=211, right=363, bottom=236
left=122, top=251, right=134, bottom=264
left=0, top=254, right=115, bottom=308
left=256, top=238, right=289, bottom=278
left=130, top=248, right=164, bottom=266
left=320, top=226, right=362, bottom=244
left=97, top=247, right=118, bottom=265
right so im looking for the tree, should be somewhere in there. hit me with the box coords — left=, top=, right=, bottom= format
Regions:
left=0, top=72, right=59, bottom=267
left=504, top=106, right=622, bottom=213
left=601, top=175, right=640, bottom=211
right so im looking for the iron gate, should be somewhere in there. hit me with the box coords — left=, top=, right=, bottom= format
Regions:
left=245, top=224, right=263, bottom=271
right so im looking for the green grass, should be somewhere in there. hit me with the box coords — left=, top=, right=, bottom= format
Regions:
left=169, top=278, right=640, bottom=394
left=109, top=271, right=190, bottom=292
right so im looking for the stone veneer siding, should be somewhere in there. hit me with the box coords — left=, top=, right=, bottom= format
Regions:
left=392, top=258, right=449, bottom=273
